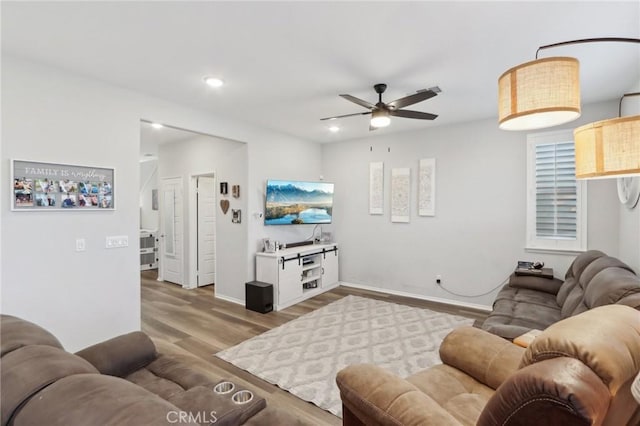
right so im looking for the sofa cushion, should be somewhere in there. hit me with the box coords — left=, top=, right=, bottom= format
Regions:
left=564, top=250, right=606, bottom=281
left=407, top=364, right=493, bottom=425
left=583, top=263, right=640, bottom=309
left=1, top=315, right=63, bottom=357
left=1, top=345, right=99, bottom=426
left=561, top=256, right=638, bottom=318
left=76, top=331, right=158, bottom=377
left=125, top=355, right=216, bottom=400
left=555, top=277, right=578, bottom=307
left=556, top=250, right=606, bottom=306
left=12, top=373, right=194, bottom=426
left=481, top=285, right=561, bottom=339
left=145, top=355, right=217, bottom=390
left=508, top=274, right=563, bottom=295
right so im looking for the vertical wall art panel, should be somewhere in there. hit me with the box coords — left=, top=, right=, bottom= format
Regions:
left=369, top=161, right=384, bottom=215
left=391, top=167, right=410, bottom=223
left=418, top=158, right=436, bottom=216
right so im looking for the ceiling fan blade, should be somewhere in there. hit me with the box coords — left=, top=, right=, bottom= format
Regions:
left=387, top=90, right=437, bottom=109
left=339, top=94, right=375, bottom=110
left=390, top=109, right=438, bottom=120
left=320, top=111, right=372, bottom=121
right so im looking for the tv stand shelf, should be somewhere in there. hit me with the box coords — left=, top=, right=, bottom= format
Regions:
left=256, top=243, right=338, bottom=311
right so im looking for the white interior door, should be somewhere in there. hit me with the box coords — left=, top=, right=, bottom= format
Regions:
left=197, top=176, right=216, bottom=286
left=161, top=177, right=183, bottom=285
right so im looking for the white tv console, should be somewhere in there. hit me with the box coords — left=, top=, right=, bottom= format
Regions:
left=256, top=243, right=339, bottom=311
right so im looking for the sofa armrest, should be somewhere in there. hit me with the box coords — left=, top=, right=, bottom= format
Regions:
left=508, top=274, right=563, bottom=295
left=75, top=331, right=157, bottom=377
left=477, top=357, right=610, bottom=426
left=439, top=327, right=524, bottom=390
left=336, top=364, right=463, bottom=426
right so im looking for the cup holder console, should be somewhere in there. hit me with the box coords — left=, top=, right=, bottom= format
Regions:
left=213, top=381, right=235, bottom=394
left=232, top=390, right=253, bottom=404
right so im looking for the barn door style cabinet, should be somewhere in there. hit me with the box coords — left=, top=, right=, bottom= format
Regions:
left=256, top=244, right=339, bottom=311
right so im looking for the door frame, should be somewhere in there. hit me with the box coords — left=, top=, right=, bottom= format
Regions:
left=187, top=171, right=217, bottom=290
left=159, top=175, right=185, bottom=286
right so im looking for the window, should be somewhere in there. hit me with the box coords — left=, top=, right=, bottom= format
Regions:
left=526, top=130, right=587, bottom=252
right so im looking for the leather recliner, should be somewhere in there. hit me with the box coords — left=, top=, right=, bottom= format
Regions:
left=336, top=304, right=640, bottom=426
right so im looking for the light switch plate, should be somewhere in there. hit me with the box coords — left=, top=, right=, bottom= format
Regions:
left=76, top=238, right=86, bottom=252
left=106, top=235, right=129, bottom=249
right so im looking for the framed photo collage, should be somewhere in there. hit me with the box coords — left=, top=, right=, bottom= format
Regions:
left=12, top=160, right=115, bottom=211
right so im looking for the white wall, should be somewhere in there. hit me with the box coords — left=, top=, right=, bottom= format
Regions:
left=139, top=159, right=158, bottom=230
left=158, top=134, right=248, bottom=300
left=247, top=137, right=323, bottom=279
left=618, top=87, right=640, bottom=272
left=1, top=56, right=320, bottom=350
left=2, top=58, right=142, bottom=351
left=322, top=101, right=621, bottom=308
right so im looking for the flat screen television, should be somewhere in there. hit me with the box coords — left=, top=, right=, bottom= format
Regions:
left=265, top=180, right=334, bottom=225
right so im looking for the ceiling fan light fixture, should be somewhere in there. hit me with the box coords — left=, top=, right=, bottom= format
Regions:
left=370, top=109, right=391, bottom=128
left=498, top=57, right=581, bottom=130
left=204, top=76, right=224, bottom=88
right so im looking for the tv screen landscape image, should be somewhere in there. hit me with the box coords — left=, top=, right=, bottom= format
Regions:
left=265, top=180, right=334, bottom=225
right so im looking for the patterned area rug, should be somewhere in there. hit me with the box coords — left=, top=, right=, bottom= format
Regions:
left=215, top=295, right=473, bottom=417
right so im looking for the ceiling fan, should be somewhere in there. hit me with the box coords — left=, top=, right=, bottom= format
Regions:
left=321, top=83, right=439, bottom=130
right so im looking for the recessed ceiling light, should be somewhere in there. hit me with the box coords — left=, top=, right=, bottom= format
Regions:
left=204, top=76, right=224, bottom=88
left=329, top=126, right=340, bottom=133
left=151, top=122, right=164, bottom=129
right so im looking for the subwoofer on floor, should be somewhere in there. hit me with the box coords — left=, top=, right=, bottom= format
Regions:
left=245, top=281, right=273, bottom=314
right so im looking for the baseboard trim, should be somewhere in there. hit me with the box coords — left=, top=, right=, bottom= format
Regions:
left=339, top=281, right=492, bottom=313
left=215, top=293, right=244, bottom=306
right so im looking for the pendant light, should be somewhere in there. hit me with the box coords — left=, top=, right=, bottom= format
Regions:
left=498, top=38, right=640, bottom=131
left=574, top=93, right=640, bottom=179
left=498, top=57, right=580, bottom=130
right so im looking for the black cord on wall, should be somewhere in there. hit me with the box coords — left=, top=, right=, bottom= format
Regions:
left=436, top=277, right=508, bottom=298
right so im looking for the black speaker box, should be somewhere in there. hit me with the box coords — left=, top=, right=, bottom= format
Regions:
left=245, top=281, right=273, bottom=314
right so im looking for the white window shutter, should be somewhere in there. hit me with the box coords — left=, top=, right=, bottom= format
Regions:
left=527, top=130, right=587, bottom=252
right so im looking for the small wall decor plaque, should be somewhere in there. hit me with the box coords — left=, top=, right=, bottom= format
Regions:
left=232, top=209, right=241, bottom=223
left=220, top=182, right=228, bottom=195
left=220, top=199, right=230, bottom=214
left=11, top=159, right=115, bottom=211
left=232, top=184, right=240, bottom=198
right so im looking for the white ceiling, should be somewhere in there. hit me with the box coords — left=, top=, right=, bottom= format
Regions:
left=3, top=1, right=639, bottom=144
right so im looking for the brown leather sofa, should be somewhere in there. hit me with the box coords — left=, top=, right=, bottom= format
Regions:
left=0, top=314, right=279, bottom=426
left=336, top=304, right=640, bottom=426
left=481, top=250, right=640, bottom=339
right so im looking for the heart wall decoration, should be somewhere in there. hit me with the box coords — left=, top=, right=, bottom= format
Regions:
left=220, top=199, right=230, bottom=214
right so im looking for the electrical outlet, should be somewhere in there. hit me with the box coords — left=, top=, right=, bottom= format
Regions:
left=436, top=275, right=442, bottom=285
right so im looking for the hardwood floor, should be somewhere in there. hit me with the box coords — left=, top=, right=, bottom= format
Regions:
left=141, top=270, right=487, bottom=425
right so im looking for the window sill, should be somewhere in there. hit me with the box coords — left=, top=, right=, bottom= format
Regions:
left=525, top=247, right=586, bottom=256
